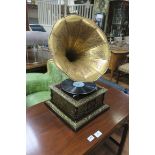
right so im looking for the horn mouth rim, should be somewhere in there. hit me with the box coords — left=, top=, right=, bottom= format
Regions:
left=48, top=15, right=110, bottom=82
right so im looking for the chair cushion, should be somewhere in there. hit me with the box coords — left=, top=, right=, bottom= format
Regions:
left=118, top=63, right=129, bottom=74
left=26, top=73, right=49, bottom=95
left=46, top=59, right=68, bottom=86
left=47, top=59, right=68, bottom=82
left=26, top=91, right=51, bottom=107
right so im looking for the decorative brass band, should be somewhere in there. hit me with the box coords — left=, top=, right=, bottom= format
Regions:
left=49, top=84, right=107, bottom=107
left=46, top=100, right=109, bottom=131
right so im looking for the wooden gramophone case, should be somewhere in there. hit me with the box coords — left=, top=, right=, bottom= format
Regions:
left=46, top=83, right=109, bottom=131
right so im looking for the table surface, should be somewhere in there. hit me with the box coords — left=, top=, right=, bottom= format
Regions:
left=26, top=62, right=47, bottom=70
left=26, top=86, right=129, bottom=155
left=110, top=49, right=128, bottom=54
left=109, top=42, right=129, bottom=53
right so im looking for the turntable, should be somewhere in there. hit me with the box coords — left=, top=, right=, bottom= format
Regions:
left=46, top=15, right=111, bottom=131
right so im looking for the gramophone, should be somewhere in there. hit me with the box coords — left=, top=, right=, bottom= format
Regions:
left=46, top=15, right=111, bottom=131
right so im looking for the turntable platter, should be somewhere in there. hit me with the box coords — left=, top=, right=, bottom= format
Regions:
left=61, top=79, right=97, bottom=95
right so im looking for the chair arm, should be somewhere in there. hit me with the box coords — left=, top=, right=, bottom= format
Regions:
left=46, top=72, right=68, bottom=87
left=46, top=59, right=69, bottom=87
left=26, top=59, right=69, bottom=95
left=26, top=73, right=49, bottom=95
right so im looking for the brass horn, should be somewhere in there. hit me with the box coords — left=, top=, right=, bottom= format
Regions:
left=48, top=15, right=110, bottom=82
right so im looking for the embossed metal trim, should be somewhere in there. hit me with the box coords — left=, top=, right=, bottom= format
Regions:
left=46, top=100, right=109, bottom=131
left=50, top=84, right=107, bottom=107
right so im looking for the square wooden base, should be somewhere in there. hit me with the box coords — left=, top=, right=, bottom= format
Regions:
left=46, top=100, right=109, bottom=131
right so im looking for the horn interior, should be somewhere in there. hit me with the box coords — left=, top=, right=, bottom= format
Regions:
left=48, top=15, right=110, bottom=82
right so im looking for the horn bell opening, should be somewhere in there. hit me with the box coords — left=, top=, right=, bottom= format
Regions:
left=48, top=15, right=110, bottom=82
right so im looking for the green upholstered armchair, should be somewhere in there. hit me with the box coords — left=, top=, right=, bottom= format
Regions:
left=26, top=59, right=68, bottom=107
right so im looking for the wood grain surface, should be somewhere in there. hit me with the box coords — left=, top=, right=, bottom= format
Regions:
left=27, top=87, right=129, bottom=155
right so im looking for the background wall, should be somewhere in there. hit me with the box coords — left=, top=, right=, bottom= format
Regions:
left=93, top=0, right=129, bottom=32
left=94, top=0, right=109, bottom=15
left=93, top=0, right=110, bottom=31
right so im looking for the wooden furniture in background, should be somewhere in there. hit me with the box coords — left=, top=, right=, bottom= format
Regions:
left=109, top=49, right=128, bottom=80
left=27, top=86, right=129, bottom=155
left=26, top=48, right=52, bottom=73
left=26, top=62, right=47, bottom=73
left=116, top=63, right=129, bottom=84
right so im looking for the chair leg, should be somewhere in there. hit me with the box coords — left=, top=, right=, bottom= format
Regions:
left=116, top=123, right=129, bottom=155
left=109, top=123, right=129, bottom=155
left=110, top=70, right=114, bottom=81
left=116, top=71, right=120, bottom=84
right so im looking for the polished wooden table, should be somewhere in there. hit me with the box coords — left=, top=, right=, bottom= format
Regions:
left=27, top=87, right=129, bottom=155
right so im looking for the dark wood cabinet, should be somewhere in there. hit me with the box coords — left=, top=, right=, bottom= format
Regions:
left=106, top=0, right=129, bottom=37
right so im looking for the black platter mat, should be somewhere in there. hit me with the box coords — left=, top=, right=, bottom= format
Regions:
left=61, top=79, right=97, bottom=95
